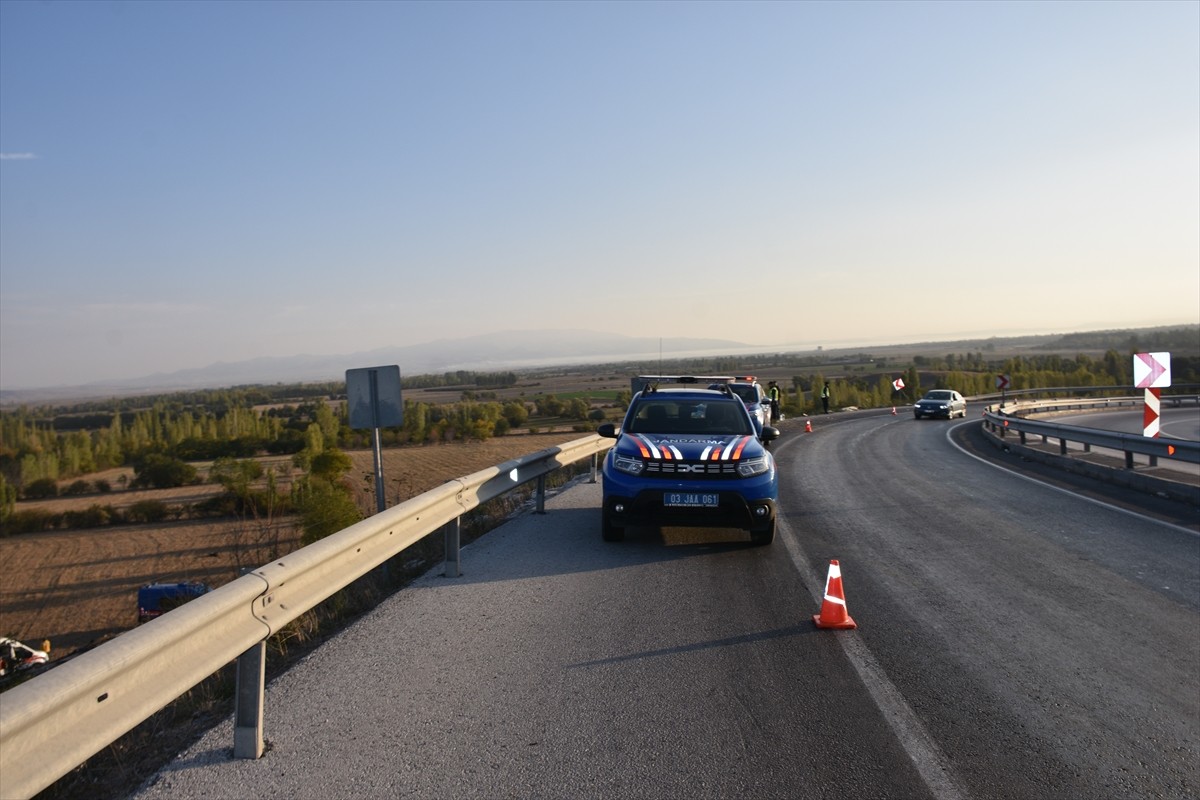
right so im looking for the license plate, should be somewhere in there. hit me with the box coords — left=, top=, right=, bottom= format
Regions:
left=664, top=492, right=719, bottom=508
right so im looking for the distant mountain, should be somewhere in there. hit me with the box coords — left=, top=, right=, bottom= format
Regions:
left=4, top=324, right=1194, bottom=406
left=0, top=330, right=754, bottom=404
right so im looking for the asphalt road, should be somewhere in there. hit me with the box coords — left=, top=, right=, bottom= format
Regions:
left=133, top=411, right=1200, bottom=800
left=1054, top=405, right=1200, bottom=441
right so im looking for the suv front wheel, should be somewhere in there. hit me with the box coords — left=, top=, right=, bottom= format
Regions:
left=749, top=518, right=775, bottom=546
left=601, top=508, right=624, bottom=542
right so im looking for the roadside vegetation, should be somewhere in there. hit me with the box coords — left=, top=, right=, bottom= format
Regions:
left=3, top=327, right=1198, bottom=537
left=0, top=370, right=607, bottom=539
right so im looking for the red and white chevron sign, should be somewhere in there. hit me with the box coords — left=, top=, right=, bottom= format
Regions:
left=1133, top=352, right=1171, bottom=389
left=1144, top=388, right=1161, bottom=438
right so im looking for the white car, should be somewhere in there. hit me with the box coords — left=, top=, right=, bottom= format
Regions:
left=0, top=637, right=49, bottom=676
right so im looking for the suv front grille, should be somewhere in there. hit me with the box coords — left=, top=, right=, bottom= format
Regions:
left=645, top=461, right=740, bottom=479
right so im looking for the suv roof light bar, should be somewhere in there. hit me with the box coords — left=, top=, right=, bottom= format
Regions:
left=632, top=375, right=740, bottom=394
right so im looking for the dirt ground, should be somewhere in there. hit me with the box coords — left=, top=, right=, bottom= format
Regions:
left=0, top=432, right=584, bottom=661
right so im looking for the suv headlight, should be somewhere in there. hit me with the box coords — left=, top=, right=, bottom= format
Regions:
left=613, top=454, right=645, bottom=476
left=737, top=456, right=770, bottom=478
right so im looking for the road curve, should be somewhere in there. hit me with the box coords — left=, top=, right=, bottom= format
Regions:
left=132, top=413, right=1199, bottom=800
left=781, top=408, right=1198, bottom=799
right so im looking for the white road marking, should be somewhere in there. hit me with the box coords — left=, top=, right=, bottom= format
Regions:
left=945, top=419, right=1199, bottom=538
left=777, top=516, right=970, bottom=800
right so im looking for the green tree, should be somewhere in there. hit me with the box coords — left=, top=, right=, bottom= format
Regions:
left=292, top=423, right=326, bottom=470
left=310, top=449, right=353, bottom=484
left=904, top=366, right=921, bottom=400
left=131, top=454, right=197, bottom=489
left=315, top=402, right=340, bottom=448
left=536, top=395, right=565, bottom=417
left=23, top=477, right=59, bottom=500
left=209, top=457, right=264, bottom=497
left=299, top=481, right=361, bottom=545
left=403, top=400, right=429, bottom=443
left=564, top=398, right=590, bottom=420
left=0, top=475, right=16, bottom=524
left=501, top=401, right=528, bottom=429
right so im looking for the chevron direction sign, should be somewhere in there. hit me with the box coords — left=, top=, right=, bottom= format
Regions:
left=1133, top=352, right=1171, bottom=389
left=1134, top=352, right=1171, bottom=439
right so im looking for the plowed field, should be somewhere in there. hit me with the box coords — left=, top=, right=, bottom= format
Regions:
left=0, top=432, right=584, bottom=660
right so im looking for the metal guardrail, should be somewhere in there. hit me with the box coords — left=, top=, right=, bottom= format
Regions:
left=981, top=397, right=1200, bottom=467
left=0, top=434, right=613, bottom=800
left=970, top=384, right=1200, bottom=405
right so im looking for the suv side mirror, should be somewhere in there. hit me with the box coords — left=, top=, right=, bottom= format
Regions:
left=760, top=426, right=780, bottom=442
left=597, top=422, right=618, bottom=438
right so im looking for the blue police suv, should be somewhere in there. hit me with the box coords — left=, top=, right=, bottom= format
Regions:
left=597, top=376, right=780, bottom=545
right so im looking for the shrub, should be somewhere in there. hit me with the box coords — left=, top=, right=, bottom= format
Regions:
left=310, top=450, right=353, bottom=484
left=23, top=478, right=59, bottom=500
left=265, top=430, right=306, bottom=455
left=0, top=508, right=61, bottom=536
left=300, top=482, right=361, bottom=545
left=193, top=495, right=239, bottom=518
left=62, top=504, right=111, bottom=529
left=64, top=480, right=92, bottom=496
left=94, top=479, right=112, bottom=493
left=126, top=500, right=170, bottom=523
left=131, top=454, right=197, bottom=489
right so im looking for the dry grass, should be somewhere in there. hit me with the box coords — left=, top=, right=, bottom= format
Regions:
left=0, top=432, right=582, bottom=662
left=2, top=431, right=590, bottom=800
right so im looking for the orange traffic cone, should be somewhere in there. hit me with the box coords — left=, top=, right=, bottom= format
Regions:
left=813, top=559, right=857, bottom=629
left=805, top=419, right=813, bottom=433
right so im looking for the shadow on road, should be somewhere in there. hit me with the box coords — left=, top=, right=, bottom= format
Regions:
left=441, top=504, right=775, bottom=588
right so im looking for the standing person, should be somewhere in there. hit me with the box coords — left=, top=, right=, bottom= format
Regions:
left=821, top=382, right=831, bottom=414
left=767, top=381, right=781, bottom=422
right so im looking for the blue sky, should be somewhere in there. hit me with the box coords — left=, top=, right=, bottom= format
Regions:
left=2, top=0, right=1197, bottom=390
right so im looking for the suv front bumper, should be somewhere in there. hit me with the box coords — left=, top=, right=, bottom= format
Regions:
left=601, top=471, right=777, bottom=533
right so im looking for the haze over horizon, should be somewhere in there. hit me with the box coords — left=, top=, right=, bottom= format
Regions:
left=2, top=1, right=1197, bottom=391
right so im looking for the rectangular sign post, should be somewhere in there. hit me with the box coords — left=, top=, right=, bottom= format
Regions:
left=996, top=374, right=1010, bottom=408
left=346, top=365, right=403, bottom=514
left=1133, top=353, right=1171, bottom=467
left=1133, top=352, right=1171, bottom=439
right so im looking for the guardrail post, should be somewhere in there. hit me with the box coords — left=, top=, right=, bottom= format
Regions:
left=1059, top=438, right=1068, bottom=455
left=444, top=517, right=461, bottom=578
left=536, top=475, right=546, bottom=514
left=234, top=641, right=266, bottom=759
left=590, top=452, right=599, bottom=483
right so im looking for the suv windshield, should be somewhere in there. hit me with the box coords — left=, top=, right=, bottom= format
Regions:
left=628, top=398, right=752, bottom=435
left=724, top=384, right=760, bottom=404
